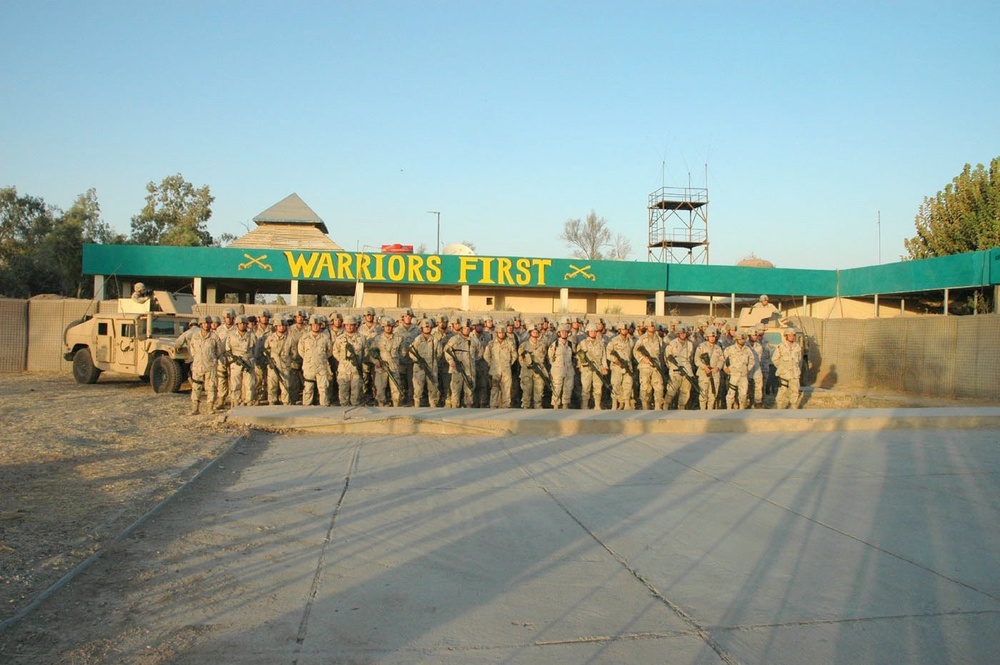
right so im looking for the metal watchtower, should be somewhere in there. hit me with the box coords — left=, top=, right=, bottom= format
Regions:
left=647, top=185, right=709, bottom=264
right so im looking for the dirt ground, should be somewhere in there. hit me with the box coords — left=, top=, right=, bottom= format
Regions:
left=0, top=373, right=241, bottom=634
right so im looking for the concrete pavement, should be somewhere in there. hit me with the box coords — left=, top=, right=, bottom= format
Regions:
left=9, top=407, right=1000, bottom=663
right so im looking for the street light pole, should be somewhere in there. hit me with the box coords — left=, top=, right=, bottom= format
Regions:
left=427, top=211, right=441, bottom=253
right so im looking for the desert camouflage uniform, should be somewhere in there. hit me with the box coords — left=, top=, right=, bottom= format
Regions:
left=518, top=329, right=548, bottom=409
left=664, top=329, right=696, bottom=410
left=606, top=327, right=635, bottom=410
left=444, top=326, right=480, bottom=408
left=696, top=335, right=725, bottom=410
left=547, top=326, right=575, bottom=409
left=409, top=321, right=440, bottom=407
left=369, top=321, right=404, bottom=407
left=181, top=321, right=220, bottom=414
left=633, top=324, right=665, bottom=410
left=484, top=331, right=517, bottom=408
left=226, top=320, right=257, bottom=408
left=771, top=332, right=803, bottom=409
left=576, top=326, right=608, bottom=410
left=332, top=322, right=366, bottom=406
left=723, top=334, right=755, bottom=410
left=263, top=321, right=295, bottom=405
left=298, top=321, right=333, bottom=407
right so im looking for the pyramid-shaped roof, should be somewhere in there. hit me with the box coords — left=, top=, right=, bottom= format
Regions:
left=253, top=193, right=328, bottom=234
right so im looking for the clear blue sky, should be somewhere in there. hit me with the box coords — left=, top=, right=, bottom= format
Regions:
left=2, top=1, right=998, bottom=269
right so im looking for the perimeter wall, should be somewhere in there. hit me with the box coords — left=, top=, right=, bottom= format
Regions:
left=6, top=297, right=998, bottom=402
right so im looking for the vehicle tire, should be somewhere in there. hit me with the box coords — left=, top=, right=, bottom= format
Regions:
left=150, top=356, right=184, bottom=394
left=72, top=348, right=102, bottom=385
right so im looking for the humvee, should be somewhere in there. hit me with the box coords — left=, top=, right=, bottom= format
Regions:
left=63, top=291, right=197, bottom=394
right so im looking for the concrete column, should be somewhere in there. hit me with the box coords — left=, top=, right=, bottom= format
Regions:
left=901, top=299, right=905, bottom=315
left=995, top=285, right=1000, bottom=313
left=731, top=293, right=736, bottom=318
left=205, top=285, right=218, bottom=304
left=874, top=294, right=879, bottom=318
left=560, top=288, right=569, bottom=313
left=943, top=288, right=949, bottom=315
left=290, top=280, right=300, bottom=307
left=192, top=277, right=202, bottom=304
left=461, top=284, right=470, bottom=311
left=655, top=291, right=665, bottom=317
left=803, top=294, right=809, bottom=316
left=93, top=275, right=105, bottom=301
left=353, top=281, right=365, bottom=309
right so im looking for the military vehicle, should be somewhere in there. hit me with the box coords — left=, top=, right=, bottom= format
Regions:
left=63, top=290, right=197, bottom=394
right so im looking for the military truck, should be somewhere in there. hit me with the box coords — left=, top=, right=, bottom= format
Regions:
left=63, top=291, right=197, bottom=394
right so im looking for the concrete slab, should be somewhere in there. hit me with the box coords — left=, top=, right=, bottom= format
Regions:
left=8, top=411, right=1000, bottom=664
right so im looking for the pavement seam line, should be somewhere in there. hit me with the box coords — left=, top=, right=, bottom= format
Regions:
left=292, top=442, right=362, bottom=661
left=666, top=454, right=1000, bottom=604
left=499, top=439, right=740, bottom=665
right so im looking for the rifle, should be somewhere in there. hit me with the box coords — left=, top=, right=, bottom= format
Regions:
left=699, top=352, right=717, bottom=398
left=225, top=351, right=253, bottom=374
left=575, top=346, right=611, bottom=390
left=370, top=347, right=402, bottom=393
left=408, top=345, right=435, bottom=377
left=665, top=353, right=699, bottom=394
left=344, top=340, right=365, bottom=377
left=635, top=342, right=668, bottom=383
left=261, top=348, right=286, bottom=390
left=446, top=347, right=475, bottom=390
left=521, top=353, right=552, bottom=390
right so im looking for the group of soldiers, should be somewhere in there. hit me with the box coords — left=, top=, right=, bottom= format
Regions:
left=176, top=298, right=805, bottom=415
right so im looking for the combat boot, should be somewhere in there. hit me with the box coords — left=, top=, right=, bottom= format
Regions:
left=188, top=402, right=200, bottom=416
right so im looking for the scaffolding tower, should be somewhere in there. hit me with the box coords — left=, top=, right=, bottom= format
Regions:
left=647, top=185, right=709, bottom=264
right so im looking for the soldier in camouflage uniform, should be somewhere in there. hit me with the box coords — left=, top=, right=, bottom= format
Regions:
left=664, top=324, right=696, bottom=410
left=179, top=315, right=220, bottom=415
left=633, top=319, right=666, bottom=410
left=409, top=318, right=440, bottom=407
left=369, top=316, right=404, bottom=407
left=263, top=315, right=295, bottom=406
left=484, top=326, right=517, bottom=408
left=432, top=315, right=451, bottom=407
left=696, top=329, right=725, bottom=410
left=298, top=315, right=333, bottom=407
left=227, top=314, right=257, bottom=408
left=723, top=331, right=754, bottom=409
left=606, top=323, right=635, bottom=410
left=287, top=309, right=309, bottom=405
left=547, top=324, right=575, bottom=409
left=748, top=327, right=769, bottom=408
left=576, top=322, right=609, bottom=409
left=518, top=324, right=548, bottom=409
left=444, top=318, right=480, bottom=408
left=771, top=328, right=803, bottom=409
left=214, top=308, right=237, bottom=409
left=395, top=308, right=419, bottom=405
left=332, top=315, right=366, bottom=406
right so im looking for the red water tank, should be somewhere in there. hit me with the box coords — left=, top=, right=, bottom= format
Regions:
left=381, top=243, right=414, bottom=253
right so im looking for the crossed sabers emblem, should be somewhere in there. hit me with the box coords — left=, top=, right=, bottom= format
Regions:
left=238, top=254, right=273, bottom=272
left=565, top=264, right=596, bottom=281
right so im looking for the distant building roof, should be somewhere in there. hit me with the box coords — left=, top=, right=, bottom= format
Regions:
left=252, top=193, right=328, bottom=234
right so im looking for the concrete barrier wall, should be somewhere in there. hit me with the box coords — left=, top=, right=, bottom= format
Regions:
left=0, top=298, right=28, bottom=372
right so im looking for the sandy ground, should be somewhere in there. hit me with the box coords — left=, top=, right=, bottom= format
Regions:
left=0, top=373, right=240, bottom=635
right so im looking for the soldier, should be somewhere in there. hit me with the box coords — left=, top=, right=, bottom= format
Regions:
left=395, top=308, right=419, bottom=405
left=444, top=318, right=480, bottom=408
left=432, top=315, right=452, bottom=407
left=474, top=317, right=492, bottom=407
left=518, top=324, right=548, bottom=409
left=576, top=322, right=609, bottom=409
left=359, top=307, right=380, bottom=341
left=179, top=315, right=220, bottom=415
left=633, top=319, right=666, bottom=410
left=484, top=326, right=517, bottom=408
left=253, top=309, right=273, bottom=404
left=664, top=324, right=697, bottom=410
left=287, top=308, right=309, bottom=404
left=226, top=314, right=257, bottom=408
left=409, top=318, right=440, bottom=407
left=747, top=327, right=770, bottom=408
left=332, top=315, right=366, bottom=406
left=214, top=307, right=238, bottom=409
left=723, top=331, right=755, bottom=409
left=369, top=316, right=404, bottom=407
left=771, top=328, right=804, bottom=409
left=606, top=323, right=635, bottom=410
left=263, top=315, right=295, bottom=406
left=299, top=314, right=334, bottom=407
left=547, top=323, right=575, bottom=409
left=696, top=329, right=725, bottom=410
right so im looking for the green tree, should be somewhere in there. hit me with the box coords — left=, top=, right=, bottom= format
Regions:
left=904, top=157, right=1000, bottom=259
left=560, top=210, right=632, bottom=260
left=130, top=173, right=215, bottom=246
